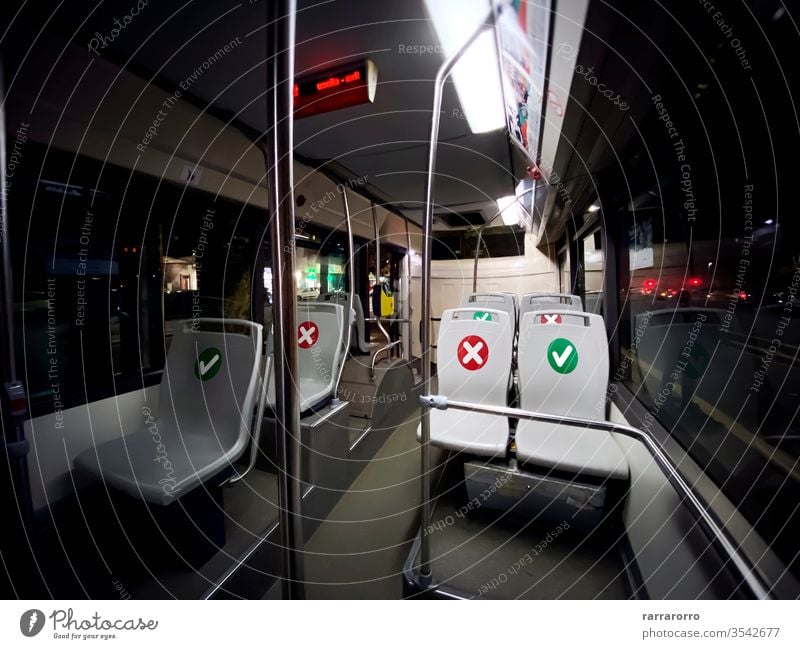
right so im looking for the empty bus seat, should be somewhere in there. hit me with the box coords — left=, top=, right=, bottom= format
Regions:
left=421, top=307, right=514, bottom=456
left=519, top=293, right=583, bottom=318
left=74, top=319, right=264, bottom=505
left=515, top=310, right=627, bottom=480
left=462, top=293, right=518, bottom=326
left=318, top=291, right=372, bottom=354
left=267, top=302, right=345, bottom=412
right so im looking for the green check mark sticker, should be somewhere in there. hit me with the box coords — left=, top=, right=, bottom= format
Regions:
left=473, top=311, right=492, bottom=321
left=547, top=338, right=578, bottom=374
left=195, top=347, right=222, bottom=381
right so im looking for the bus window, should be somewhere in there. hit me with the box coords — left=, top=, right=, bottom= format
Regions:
left=580, top=228, right=604, bottom=316
left=618, top=209, right=800, bottom=579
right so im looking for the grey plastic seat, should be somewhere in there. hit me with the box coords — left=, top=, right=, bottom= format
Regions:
left=420, top=307, right=513, bottom=456
left=74, top=319, right=264, bottom=505
left=319, top=292, right=373, bottom=353
left=515, top=310, right=628, bottom=480
left=267, top=302, right=345, bottom=412
left=461, top=292, right=518, bottom=326
left=519, top=293, right=583, bottom=319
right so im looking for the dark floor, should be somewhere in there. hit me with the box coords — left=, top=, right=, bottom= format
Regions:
left=417, top=460, right=630, bottom=599
left=34, top=469, right=279, bottom=599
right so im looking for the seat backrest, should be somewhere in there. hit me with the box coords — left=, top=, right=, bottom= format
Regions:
left=520, top=293, right=584, bottom=318
left=296, top=302, right=345, bottom=388
left=318, top=292, right=366, bottom=350
left=437, top=307, right=513, bottom=407
left=461, top=293, right=517, bottom=324
left=517, top=310, right=607, bottom=421
left=159, top=319, right=262, bottom=450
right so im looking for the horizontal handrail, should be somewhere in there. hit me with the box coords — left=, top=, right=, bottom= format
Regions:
left=418, top=394, right=771, bottom=600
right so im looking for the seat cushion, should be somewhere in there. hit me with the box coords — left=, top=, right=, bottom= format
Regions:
left=418, top=410, right=509, bottom=457
left=74, top=428, right=236, bottom=505
left=515, top=419, right=628, bottom=480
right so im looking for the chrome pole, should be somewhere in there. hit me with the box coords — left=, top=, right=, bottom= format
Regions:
left=403, top=217, right=412, bottom=361
left=371, top=202, right=391, bottom=345
left=332, top=189, right=354, bottom=399
left=419, top=12, right=495, bottom=581
left=263, top=0, right=304, bottom=599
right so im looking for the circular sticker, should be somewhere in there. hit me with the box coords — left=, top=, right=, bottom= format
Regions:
left=458, top=335, right=489, bottom=371
left=547, top=338, right=578, bottom=374
left=195, top=347, right=222, bottom=381
left=297, top=321, right=319, bottom=349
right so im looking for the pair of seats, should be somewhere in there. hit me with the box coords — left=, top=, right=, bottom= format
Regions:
left=425, top=293, right=627, bottom=481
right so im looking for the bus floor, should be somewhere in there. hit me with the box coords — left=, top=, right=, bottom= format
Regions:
left=31, top=468, right=280, bottom=599
left=301, top=411, right=443, bottom=599
left=412, top=457, right=631, bottom=599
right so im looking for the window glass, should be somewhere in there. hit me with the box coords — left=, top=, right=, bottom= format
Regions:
left=618, top=209, right=800, bottom=578
left=581, top=229, right=604, bottom=315
left=9, top=144, right=263, bottom=416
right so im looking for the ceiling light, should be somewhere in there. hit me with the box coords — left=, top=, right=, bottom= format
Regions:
left=496, top=195, right=520, bottom=226
left=424, top=0, right=504, bottom=133
left=587, top=203, right=600, bottom=212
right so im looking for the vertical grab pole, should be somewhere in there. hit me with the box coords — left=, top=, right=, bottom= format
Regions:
left=403, top=217, right=412, bottom=361
left=263, top=0, right=305, bottom=599
left=418, top=13, right=495, bottom=582
left=332, top=189, right=354, bottom=400
left=371, top=203, right=391, bottom=345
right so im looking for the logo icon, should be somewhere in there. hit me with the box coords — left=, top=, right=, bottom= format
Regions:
left=297, top=321, right=319, bottom=349
left=540, top=313, right=562, bottom=324
left=547, top=338, right=578, bottom=374
left=194, top=347, right=222, bottom=381
left=473, top=311, right=492, bottom=321
left=20, top=609, right=45, bottom=637
left=458, top=335, right=489, bottom=371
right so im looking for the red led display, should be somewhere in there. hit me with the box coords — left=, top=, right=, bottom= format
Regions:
left=293, top=60, right=376, bottom=119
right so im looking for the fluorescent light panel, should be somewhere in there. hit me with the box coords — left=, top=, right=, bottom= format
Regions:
left=424, top=0, right=505, bottom=134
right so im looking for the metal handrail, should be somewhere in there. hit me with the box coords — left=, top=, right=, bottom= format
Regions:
left=418, top=394, right=771, bottom=600
left=418, top=10, right=496, bottom=580
left=331, top=190, right=355, bottom=403
left=222, top=354, right=271, bottom=486
left=370, top=340, right=402, bottom=380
